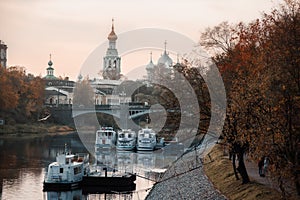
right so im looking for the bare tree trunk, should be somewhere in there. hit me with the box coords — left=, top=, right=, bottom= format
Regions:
left=232, top=153, right=240, bottom=180
left=237, top=150, right=250, bottom=184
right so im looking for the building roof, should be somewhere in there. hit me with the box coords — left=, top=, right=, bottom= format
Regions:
left=44, top=89, right=67, bottom=97
left=158, top=51, right=173, bottom=67
left=157, top=41, right=173, bottom=67
left=44, top=74, right=57, bottom=80
left=146, top=52, right=155, bottom=70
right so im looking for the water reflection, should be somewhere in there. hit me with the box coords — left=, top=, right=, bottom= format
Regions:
left=46, top=189, right=83, bottom=200
left=0, top=133, right=153, bottom=200
left=0, top=133, right=183, bottom=200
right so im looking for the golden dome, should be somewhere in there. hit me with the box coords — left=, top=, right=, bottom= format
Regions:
left=108, top=19, right=117, bottom=41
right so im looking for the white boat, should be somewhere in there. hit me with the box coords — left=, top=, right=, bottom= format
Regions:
left=43, top=146, right=89, bottom=191
left=116, top=129, right=136, bottom=151
left=137, top=128, right=157, bottom=151
left=95, top=127, right=117, bottom=150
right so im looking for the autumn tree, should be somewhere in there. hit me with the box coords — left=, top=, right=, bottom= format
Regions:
left=200, top=20, right=252, bottom=184
left=73, top=78, right=94, bottom=107
left=246, top=1, right=300, bottom=196
left=200, top=0, right=300, bottom=196
left=0, top=67, right=19, bottom=110
left=0, top=66, right=45, bottom=123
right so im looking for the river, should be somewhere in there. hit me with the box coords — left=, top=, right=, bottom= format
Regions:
left=0, top=132, right=165, bottom=200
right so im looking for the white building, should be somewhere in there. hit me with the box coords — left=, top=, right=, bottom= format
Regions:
left=102, top=19, right=121, bottom=80
left=89, top=19, right=131, bottom=105
left=43, top=20, right=132, bottom=106
left=43, top=55, right=75, bottom=106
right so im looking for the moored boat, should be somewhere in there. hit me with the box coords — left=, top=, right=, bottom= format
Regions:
left=137, top=128, right=157, bottom=151
left=44, top=145, right=136, bottom=192
left=83, top=168, right=136, bottom=188
left=95, top=127, right=117, bottom=151
left=43, top=146, right=89, bottom=191
left=116, top=129, right=136, bottom=151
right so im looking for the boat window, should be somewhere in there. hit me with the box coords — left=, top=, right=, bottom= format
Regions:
left=119, top=134, right=124, bottom=138
left=74, top=166, right=82, bottom=175
left=60, top=168, right=64, bottom=173
left=128, top=134, right=132, bottom=138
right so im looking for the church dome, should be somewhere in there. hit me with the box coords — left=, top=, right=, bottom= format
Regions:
left=108, top=29, right=117, bottom=41
left=158, top=41, right=173, bottom=68
left=48, top=60, right=53, bottom=67
left=146, top=60, right=155, bottom=70
left=146, top=52, right=155, bottom=70
left=107, top=19, right=117, bottom=41
left=158, top=52, right=173, bottom=68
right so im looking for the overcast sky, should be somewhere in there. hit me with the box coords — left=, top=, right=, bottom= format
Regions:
left=0, top=0, right=283, bottom=80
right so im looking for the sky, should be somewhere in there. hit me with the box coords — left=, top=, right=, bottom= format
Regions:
left=0, top=0, right=284, bottom=80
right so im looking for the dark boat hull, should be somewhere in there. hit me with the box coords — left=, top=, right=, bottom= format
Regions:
left=43, top=181, right=82, bottom=191
left=43, top=174, right=136, bottom=192
left=82, top=174, right=136, bottom=187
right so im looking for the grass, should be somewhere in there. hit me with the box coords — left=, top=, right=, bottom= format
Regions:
left=203, top=144, right=283, bottom=200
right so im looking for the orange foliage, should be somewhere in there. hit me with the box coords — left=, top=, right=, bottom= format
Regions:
left=0, top=66, right=45, bottom=119
left=201, top=0, right=300, bottom=197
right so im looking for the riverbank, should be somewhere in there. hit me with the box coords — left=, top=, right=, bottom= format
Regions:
left=203, top=144, right=283, bottom=200
left=0, top=123, right=74, bottom=136
left=146, top=147, right=226, bottom=200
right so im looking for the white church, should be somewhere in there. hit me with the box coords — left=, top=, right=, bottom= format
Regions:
left=43, top=19, right=178, bottom=106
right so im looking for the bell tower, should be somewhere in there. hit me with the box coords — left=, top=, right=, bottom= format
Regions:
left=103, top=19, right=121, bottom=80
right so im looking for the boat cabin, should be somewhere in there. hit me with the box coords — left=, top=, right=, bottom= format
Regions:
left=95, top=127, right=117, bottom=150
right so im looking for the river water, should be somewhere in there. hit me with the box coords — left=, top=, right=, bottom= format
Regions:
left=0, top=132, right=165, bottom=200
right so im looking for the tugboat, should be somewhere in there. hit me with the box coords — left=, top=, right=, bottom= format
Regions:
left=44, top=144, right=136, bottom=192
left=137, top=128, right=157, bottom=151
left=43, top=145, right=89, bottom=191
left=116, top=129, right=136, bottom=151
left=95, top=127, right=117, bottom=151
